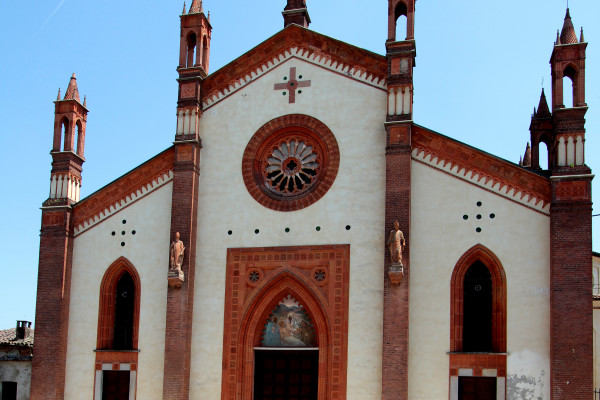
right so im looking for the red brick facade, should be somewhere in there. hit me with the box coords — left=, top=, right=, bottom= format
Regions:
left=382, top=122, right=412, bottom=400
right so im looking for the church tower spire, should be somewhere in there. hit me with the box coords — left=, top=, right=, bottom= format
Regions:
left=544, top=8, right=593, bottom=400
left=382, top=3, right=416, bottom=400
left=282, top=0, right=310, bottom=28
left=49, top=73, right=88, bottom=203
left=30, top=74, right=88, bottom=400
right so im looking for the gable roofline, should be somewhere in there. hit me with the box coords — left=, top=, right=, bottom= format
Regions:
left=72, top=147, right=175, bottom=235
left=411, top=124, right=551, bottom=213
left=200, top=24, right=387, bottom=109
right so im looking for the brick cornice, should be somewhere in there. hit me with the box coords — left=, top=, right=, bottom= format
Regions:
left=201, top=25, right=387, bottom=109
left=72, top=148, right=175, bottom=235
left=411, top=126, right=552, bottom=213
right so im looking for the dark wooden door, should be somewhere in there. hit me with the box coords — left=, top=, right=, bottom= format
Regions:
left=102, top=371, right=130, bottom=400
left=458, top=377, right=496, bottom=400
left=254, top=350, right=318, bottom=400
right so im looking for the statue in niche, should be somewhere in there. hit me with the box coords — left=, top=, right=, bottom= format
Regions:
left=387, top=220, right=405, bottom=266
left=170, top=232, right=185, bottom=272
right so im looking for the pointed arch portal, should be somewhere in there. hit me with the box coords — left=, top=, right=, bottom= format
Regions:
left=222, top=245, right=350, bottom=400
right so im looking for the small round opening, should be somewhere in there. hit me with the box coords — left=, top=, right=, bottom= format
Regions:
left=345, top=225, right=351, bottom=230
left=131, top=230, right=136, bottom=235
left=316, top=226, right=321, bottom=232
left=122, top=220, right=127, bottom=224
left=228, top=230, right=233, bottom=235
left=285, top=227, right=290, bottom=233
left=476, top=227, right=482, bottom=233
left=476, top=201, right=482, bottom=207
left=255, top=229, right=260, bottom=234
left=121, top=242, right=126, bottom=247
left=463, top=215, right=468, bottom=220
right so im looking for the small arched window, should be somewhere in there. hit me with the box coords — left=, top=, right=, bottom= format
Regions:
left=463, top=261, right=492, bottom=352
left=75, top=120, right=83, bottom=156
left=451, top=245, right=506, bottom=353
left=395, top=2, right=408, bottom=41
left=186, top=32, right=197, bottom=68
left=61, top=117, right=70, bottom=151
left=201, top=35, right=208, bottom=70
left=97, top=258, right=140, bottom=350
left=563, top=65, right=577, bottom=108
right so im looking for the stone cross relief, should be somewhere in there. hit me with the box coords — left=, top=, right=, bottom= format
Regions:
left=274, top=67, right=311, bottom=104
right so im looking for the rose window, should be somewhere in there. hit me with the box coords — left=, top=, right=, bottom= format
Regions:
left=242, top=114, right=339, bottom=212
left=265, top=140, right=319, bottom=195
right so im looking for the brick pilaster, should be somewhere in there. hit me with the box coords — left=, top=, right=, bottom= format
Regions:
left=162, top=139, right=201, bottom=400
left=382, top=122, right=412, bottom=400
left=30, top=204, right=74, bottom=400
left=549, top=173, right=593, bottom=400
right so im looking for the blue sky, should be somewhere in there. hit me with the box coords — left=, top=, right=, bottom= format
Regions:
left=0, top=0, right=598, bottom=329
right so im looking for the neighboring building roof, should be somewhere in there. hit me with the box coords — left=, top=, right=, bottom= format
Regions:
left=0, top=327, right=34, bottom=348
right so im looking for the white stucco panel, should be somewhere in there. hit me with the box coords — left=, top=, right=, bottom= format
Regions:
left=64, top=182, right=173, bottom=400
left=190, top=58, right=387, bottom=400
left=409, top=161, right=550, bottom=399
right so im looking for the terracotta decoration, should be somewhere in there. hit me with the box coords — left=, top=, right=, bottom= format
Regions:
left=168, top=232, right=185, bottom=287
left=387, top=220, right=405, bottom=266
left=170, top=232, right=185, bottom=272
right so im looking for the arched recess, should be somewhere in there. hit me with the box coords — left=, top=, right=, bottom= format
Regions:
left=238, top=271, right=330, bottom=400
left=186, top=32, right=197, bottom=68
left=394, top=2, right=408, bottom=40
left=201, top=35, right=208, bottom=70
left=75, top=120, right=84, bottom=157
left=60, top=117, right=71, bottom=151
left=563, top=64, right=578, bottom=108
left=450, top=244, right=506, bottom=353
left=221, top=245, right=349, bottom=400
left=96, top=257, right=141, bottom=350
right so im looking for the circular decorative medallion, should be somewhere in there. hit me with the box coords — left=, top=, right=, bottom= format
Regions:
left=242, top=114, right=340, bottom=211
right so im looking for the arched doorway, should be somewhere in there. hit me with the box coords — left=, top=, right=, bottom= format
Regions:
left=221, top=245, right=350, bottom=400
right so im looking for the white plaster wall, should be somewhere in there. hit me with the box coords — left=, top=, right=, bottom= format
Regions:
left=409, top=161, right=551, bottom=400
left=0, top=361, right=31, bottom=400
left=189, top=58, right=387, bottom=400
left=64, top=182, right=173, bottom=400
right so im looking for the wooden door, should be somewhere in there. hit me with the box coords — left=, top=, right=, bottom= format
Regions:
left=102, top=371, right=130, bottom=400
left=458, top=377, right=496, bottom=400
left=254, top=350, right=318, bottom=400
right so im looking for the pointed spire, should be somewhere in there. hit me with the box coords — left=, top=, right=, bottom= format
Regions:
left=560, top=8, right=578, bottom=45
left=556, top=30, right=561, bottom=45
left=207, top=11, right=210, bottom=22
left=522, top=142, right=532, bottom=167
left=580, top=27, right=585, bottom=42
left=83, top=95, right=87, bottom=108
left=57, top=88, right=61, bottom=101
left=182, top=1, right=187, bottom=15
left=535, top=88, right=551, bottom=118
left=519, top=156, right=523, bottom=166
left=189, top=0, right=202, bottom=14
left=63, top=73, right=80, bottom=103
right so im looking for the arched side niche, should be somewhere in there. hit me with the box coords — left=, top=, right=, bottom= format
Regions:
left=96, top=257, right=141, bottom=350
left=221, top=245, right=350, bottom=400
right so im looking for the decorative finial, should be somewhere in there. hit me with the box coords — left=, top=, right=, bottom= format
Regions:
left=519, top=156, right=523, bottom=166
left=83, top=95, right=87, bottom=107
left=580, top=27, right=585, bottom=42
left=200, top=0, right=203, bottom=13
left=556, top=30, right=561, bottom=45
left=208, top=11, right=210, bottom=22
left=182, top=2, right=187, bottom=15
left=57, top=88, right=61, bottom=101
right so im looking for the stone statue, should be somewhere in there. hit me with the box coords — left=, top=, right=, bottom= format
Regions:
left=387, top=220, right=405, bottom=266
left=170, top=232, right=185, bottom=272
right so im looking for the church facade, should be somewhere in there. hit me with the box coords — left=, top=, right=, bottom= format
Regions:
left=29, top=1, right=593, bottom=399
